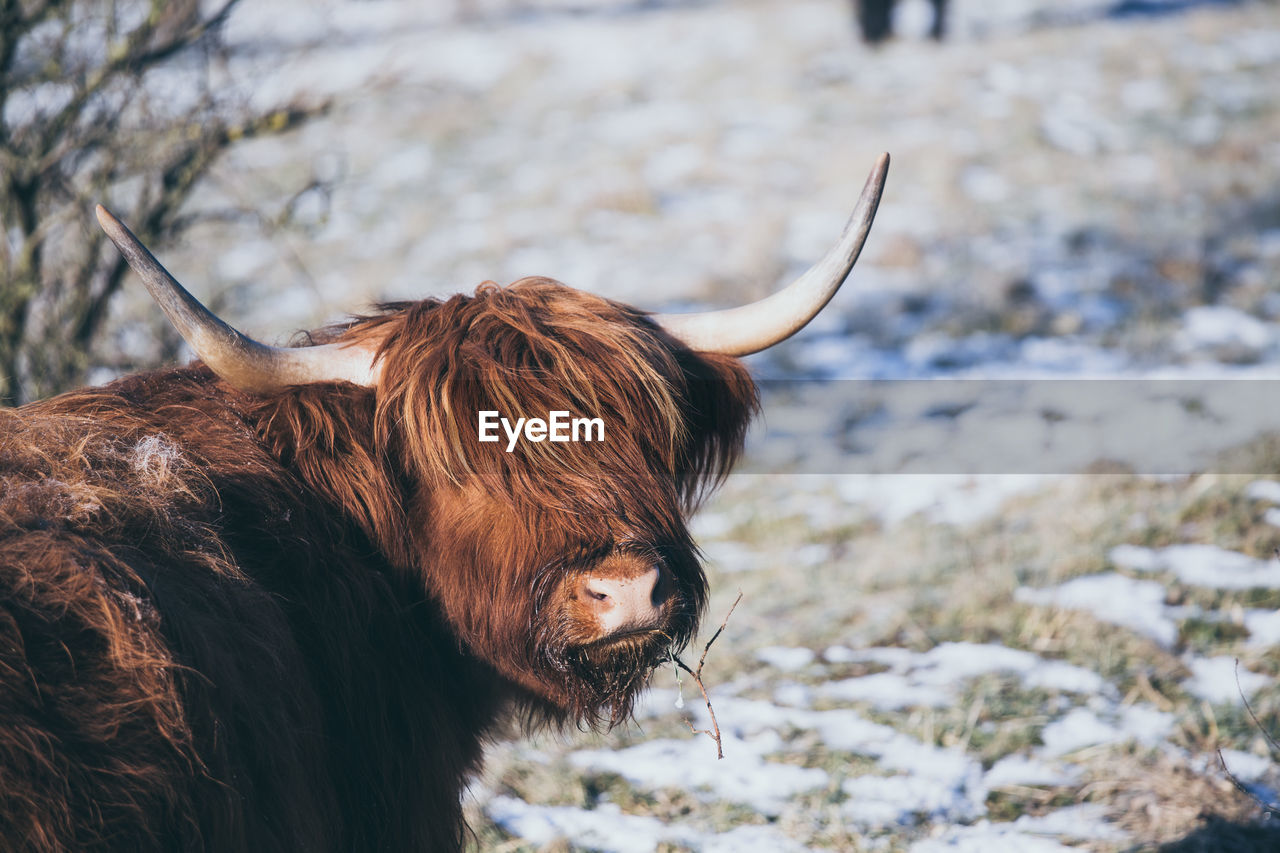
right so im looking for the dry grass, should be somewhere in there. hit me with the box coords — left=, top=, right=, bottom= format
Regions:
left=1079, top=747, right=1268, bottom=848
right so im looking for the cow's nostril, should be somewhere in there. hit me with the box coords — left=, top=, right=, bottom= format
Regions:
left=578, top=566, right=664, bottom=635
left=649, top=564, right=666, bottom=605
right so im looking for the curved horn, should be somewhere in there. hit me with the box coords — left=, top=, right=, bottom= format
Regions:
left=95, top=206, right=379, bottom=393
left=653, top=152, right=889, bottom=356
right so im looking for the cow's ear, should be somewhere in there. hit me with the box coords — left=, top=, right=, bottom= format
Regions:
left=673, top=350, right=758, bottom=512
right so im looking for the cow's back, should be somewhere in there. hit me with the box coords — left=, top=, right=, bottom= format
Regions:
left=0, top=370, right=348, bottom=850
left=0, top=368, right=503, bottom=851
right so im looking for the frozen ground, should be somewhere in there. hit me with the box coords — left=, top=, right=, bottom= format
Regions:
left=89, top=0, right=1280, bottom=849
left=466, top=470, right=1280, bottom=850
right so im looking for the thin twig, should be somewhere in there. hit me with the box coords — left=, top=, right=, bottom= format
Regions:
left=673, top=591, right=742, bottom=760
left=1214, top=660, right=1280, bottom=818
left=1236, top=659, right=1280, bottom=756
left=1216, top=750, right=1280, bottom=819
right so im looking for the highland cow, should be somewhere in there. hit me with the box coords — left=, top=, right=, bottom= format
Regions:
left=0, top=155, right=888, bottom=851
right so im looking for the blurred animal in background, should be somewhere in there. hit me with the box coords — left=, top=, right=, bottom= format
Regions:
left=0, top=156, right=886, bottom=851
left=854, top=0, right=949, bottom=43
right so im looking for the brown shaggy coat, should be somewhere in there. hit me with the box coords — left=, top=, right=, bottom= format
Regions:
left=0, top=278, right=756, bottom=852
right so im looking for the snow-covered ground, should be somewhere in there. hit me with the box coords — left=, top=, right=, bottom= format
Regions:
left=89, top=0, right=1280, bottom=848
left=467, top=473, right=1280, bottom=850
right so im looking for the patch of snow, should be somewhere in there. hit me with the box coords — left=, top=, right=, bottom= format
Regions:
left=702, top=825, right=812, bottom=853
left=1026, top=660, right=1110, bottom=694
left=836, top=475, right=1049, bottom=527
left=1119, top=704, right=1178, bottom=746
left=823, top=644, right=857, bottom=663
left=1157, top=545, right=1275, bottom=587
left=1112, top=544, right=1280, bottom=590
left=1266, top=508, right=1280, bottom=528
left=1246, top=480, right=1280, bottom=504
left=984, top=754, right=1081, bottom=789
left=921, top=643, right=1105, bottom=695
left=876, top=738, right=978, bottom=788
left=1012, top=804, right=1126, bottom=841
left=911, top=821, right=1079, bottom=852
left=610, top=694, right=988, bottom=824
left=843, top=771, right=983, bottom=828
left=1039, top=705, right=1174, bottom=757
left=961, top=165, right=1010, bottom=203
left=1038, top=708, right=1120, bottom=757
left=485, top=796, right=809, bottom=853
left=368, top=144, right=433, bottom=188
left=1177, top=306, right=1273, bottom=352
left=1218, top=749, right=1274, bottom=783
left=823, top=672, right=952, bottom=710
left=1040, top=91, right=1117, bottom=157
left=830, top=646, right=920, bottom=669
left=1244, top=608, right=1280, bottom=649
left=773, top=682, right=815, bottom=708
left=487, top=798, right=674, bottom=853
left=1011, top=336, right=1131, bottom=374
left=819, top=642, right=1107, bottom=711
left=794, top=543, right=832, bottom=567
left=569, top=732, right=826, bottom=817
left=919, top=643, right=1041, bottom=679
left=905, top=332, right=1018, bottom=372
left=1183, top=656, right=1270, bottom=705
left=756, top=646, right=817, bottom=672
left=1108, top=543, right=1161, bottom=572
left=1017, top=573, right=1178, bottom=647
left=1122, top=77, right=1173, bottom=112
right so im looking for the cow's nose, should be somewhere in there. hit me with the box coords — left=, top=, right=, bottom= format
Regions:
left=579, top=565, right=664, bottom=636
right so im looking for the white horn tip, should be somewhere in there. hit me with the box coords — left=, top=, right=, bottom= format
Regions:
left=95, top=204, right=128, bottom=241
left=868, top=152, right=891, bottom=194
left=650, top=151, right=891, bottom=356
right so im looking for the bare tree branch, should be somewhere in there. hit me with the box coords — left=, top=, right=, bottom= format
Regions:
left=0, top=0, right=324, bottom=404
left=673, top=591, right=743, bottom=760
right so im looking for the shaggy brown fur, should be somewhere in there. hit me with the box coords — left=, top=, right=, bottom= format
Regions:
left=0, top=277, right=756, bottom=851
